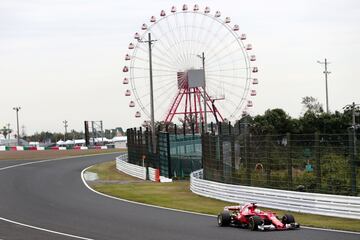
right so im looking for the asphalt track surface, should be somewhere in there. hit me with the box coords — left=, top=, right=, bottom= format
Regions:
left=0, top=153, right=359, bottom=240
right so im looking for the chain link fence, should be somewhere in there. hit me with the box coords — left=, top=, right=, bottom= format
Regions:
left=202, top=123, right=360, bottom=196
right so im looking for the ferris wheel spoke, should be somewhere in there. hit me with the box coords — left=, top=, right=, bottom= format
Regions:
left=144, top=27, right=186, bottom=68
left=151, top=20, right=185, bottom=67
left=206, top=57, right=247, bottom=70
left=171, top=13, right=191, bottom=67
left=131, top=66, right=177, bottom=73
left=133, top=55, right=179, bottom=71
left=207, top=77, right=247, bottom=89
left=206, top=73, right=248, bottom=80
left=189, top=14, right=202, bottom=65
left=206, top=81, right=247, bottom=99
left=162, top=14, right=188, bottom=67
left=198, top=17, right=222, bottom=54
left=205, top=41, right=248, bottom=68
left=205, top=38, right=239, bottom=66
left=131, top=73, right=175, bottom=80
left=205, top=28, right=228, bottom=59
left=206, top=67, right=249, bottom=73
left=137, top=80, right=177, bottom=100
left=194, top=13, right=207, bottom=51
left=206, top=82, right=249, bottom=103
left=164, top=15, right=189, bottom=67
left=134, top=44, right=178, bottom=70
left=206, top=89, right=238, bottom=120
left=142, top=83, right=177, bottom=111
left=132, top=76, right=177, bottom=94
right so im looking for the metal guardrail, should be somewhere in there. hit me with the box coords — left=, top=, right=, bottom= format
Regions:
left=116, top=153, right=158, bottom=181
left=116, top=153, right=147, bottom=180
left=190, top=169, right=360, bottom=219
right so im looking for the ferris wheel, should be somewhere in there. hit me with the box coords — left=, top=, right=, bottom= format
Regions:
left=122, top=4, right=258, bottom=127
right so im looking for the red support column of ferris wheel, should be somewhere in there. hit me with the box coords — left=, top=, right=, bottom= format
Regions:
left=164, top=86, right=224, bottom=128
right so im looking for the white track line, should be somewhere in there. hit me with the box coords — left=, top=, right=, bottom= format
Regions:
left=82, top=164, right=360, bottom=236
left=0, top=152, right=119, bottom=171
left=0, top=152, right=119, bottom=240
left=0, top=217, right=93, bottom=240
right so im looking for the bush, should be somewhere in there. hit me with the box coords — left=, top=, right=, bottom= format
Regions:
left=321, top=154, right=351, bottom=195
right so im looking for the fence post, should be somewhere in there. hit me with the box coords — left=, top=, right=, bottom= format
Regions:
left=245, top=127, right=251, bottom=185
left=349, top=129, right=358, bottom=195
left=314, top=132, right=321, bottom=191
left=266, top=134, right=271, bottom=186
left=231, top=129, right=235, bottom=184
left=218, top=122, right=224, bottom=182
left=166, top=131, right=172, bottom=178
left=287, top=133, right=293, bottom=190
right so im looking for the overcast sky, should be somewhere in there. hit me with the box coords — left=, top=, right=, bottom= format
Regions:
left=1, top=0, right=359, bottom=135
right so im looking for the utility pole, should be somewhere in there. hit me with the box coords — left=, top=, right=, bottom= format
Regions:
left=63, top=120, right=68, bottom=141
left=12, top=107, right=21, bottom=146
left=317, top=58, right=331, bottom=113
left=197, top=52, right=207, bottom=133
left=139, top=33, right=157, bottom=153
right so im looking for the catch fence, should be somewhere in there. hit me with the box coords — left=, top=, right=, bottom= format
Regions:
left=202, top=123, right=360, bottom=195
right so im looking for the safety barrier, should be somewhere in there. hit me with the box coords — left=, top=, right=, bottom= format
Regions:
left=190, top=169, right=360, bottom=219
left=116, top=153, right=147, bottom=180
left=115, top=153, right=160, bottom=181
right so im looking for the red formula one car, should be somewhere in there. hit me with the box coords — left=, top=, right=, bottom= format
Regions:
left=217, top=203, right=300, bottom=231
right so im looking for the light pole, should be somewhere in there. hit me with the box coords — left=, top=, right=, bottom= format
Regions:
left=12, top=107, right=21, bottom=146
left=343, top=102, right=360, bottom=195
left=63, top=120, right=68, bottom=141
left=139, top=33, right=157, bottom=153
left=197, top=52, right=207, bottom=133
left=317, top=58, right=331, bottom=113
left=7, top=123, right=11, bottom=146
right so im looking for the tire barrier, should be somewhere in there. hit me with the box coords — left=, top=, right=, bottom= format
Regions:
left=190, top=169, right=360, bottom=219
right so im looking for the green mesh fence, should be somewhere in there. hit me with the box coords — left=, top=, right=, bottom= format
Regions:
left=202, top=128, right=360, bottom=196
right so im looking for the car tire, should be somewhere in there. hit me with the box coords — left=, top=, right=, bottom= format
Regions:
left=249, top=216, right=263, bottom=231
left=282, top=214, right=295, bottom=224
left=217, top=211, right=231, bottom=227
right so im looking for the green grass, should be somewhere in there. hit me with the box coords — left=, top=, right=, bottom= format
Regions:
left=87, top=161, right=360, bottom=232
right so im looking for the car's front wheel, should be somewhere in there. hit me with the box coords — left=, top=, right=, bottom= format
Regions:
left=249, top=216, right=263, bottom=231
left=282, top=214, right=295, bottom=224
left=217, top=211, right=231, bottom=227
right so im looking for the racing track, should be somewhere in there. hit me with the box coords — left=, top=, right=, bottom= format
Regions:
left=0, top=153, right=359, bottom=240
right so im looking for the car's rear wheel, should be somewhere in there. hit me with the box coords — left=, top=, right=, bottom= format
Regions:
left=282, top=214, right=295, bottom=224
left=217, top=211, right=231, bottom=227
left=249, top=216, right=263, bottom=231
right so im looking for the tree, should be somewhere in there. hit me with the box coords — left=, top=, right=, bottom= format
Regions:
left=301, top=96, right=323, bottom=115
left=0, top=126, right=11, bottom=139
left=252, top=109, right=293, bottom=134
